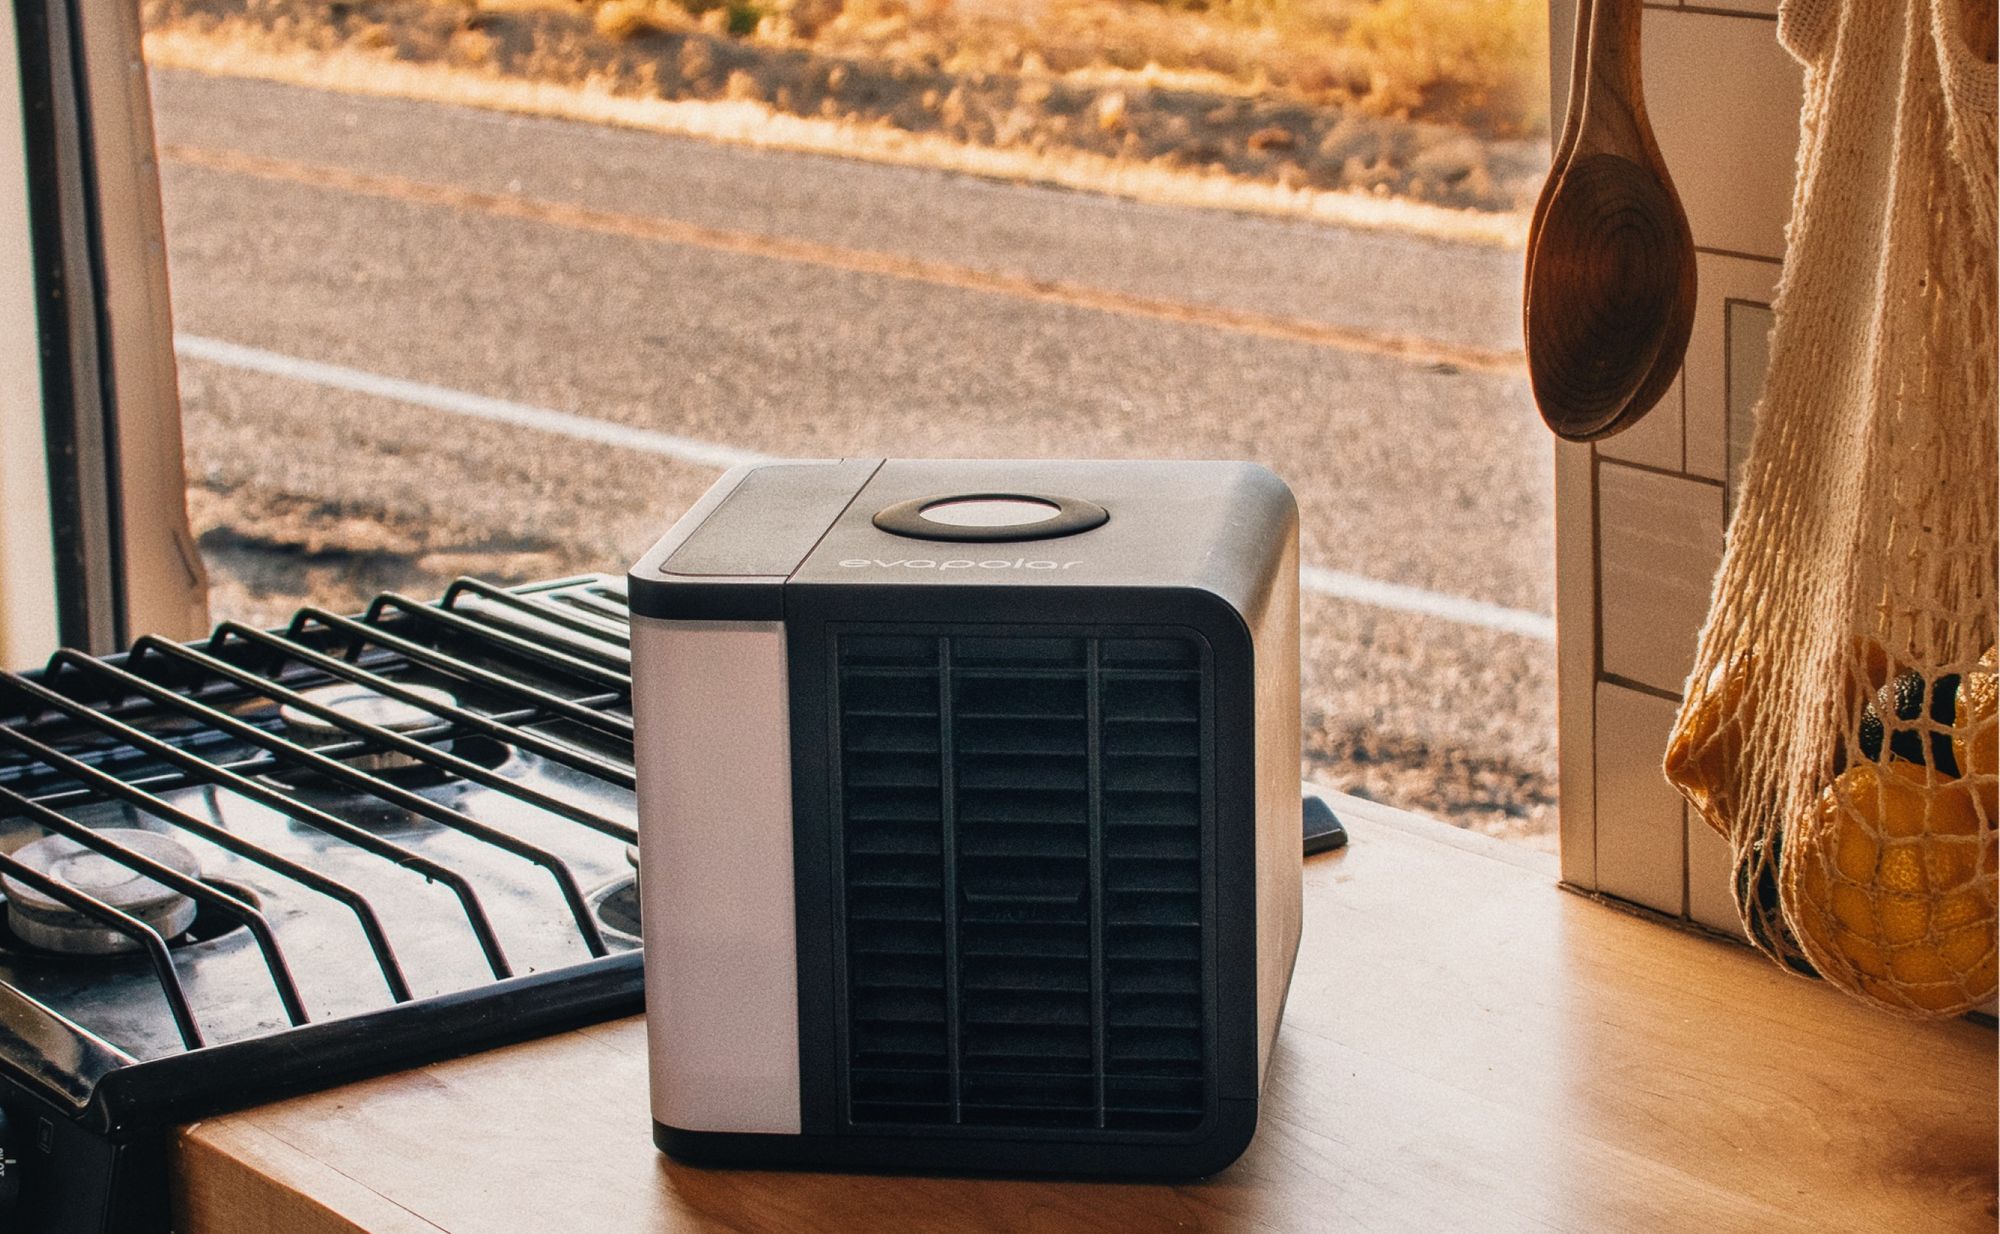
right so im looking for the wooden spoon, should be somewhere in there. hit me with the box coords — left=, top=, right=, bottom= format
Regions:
left=1523, top=0, right=1696, bottom=442
left=1520, top=0, right=1593, bottom=390
left=1525, top=0, right=1596, bottom=271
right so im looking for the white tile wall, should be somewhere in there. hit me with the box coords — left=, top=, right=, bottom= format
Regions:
left=1556, top=4, right=1797, bottom=941
left=1725, top=301, right=1777, bottom=510
left=1684, top=252, right=1782, bottom=482
left=1643, top=9, right=1803, bottom=259
left=1597, top=372, right=1685, bottom=472
left=1686, top=812, right=1741, bottom=933
left=1598, top=463, right=1726, bottom=695
left=1555, top=442, right=1598, bottom=891
left=1594, top=683, right=1688, bottom=915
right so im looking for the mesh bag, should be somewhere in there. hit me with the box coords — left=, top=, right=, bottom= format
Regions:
left=1663, top=0, right=1998, bottom=1017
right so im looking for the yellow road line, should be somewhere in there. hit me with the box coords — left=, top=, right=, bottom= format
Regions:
left=164, top=143, right=1526, bottom=375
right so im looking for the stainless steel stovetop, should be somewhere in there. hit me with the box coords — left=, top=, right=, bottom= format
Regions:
left=0, top=576, right=645, bottom=1234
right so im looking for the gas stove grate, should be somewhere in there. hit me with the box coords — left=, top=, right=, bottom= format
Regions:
left=0, top=576, right=639, bottom=1069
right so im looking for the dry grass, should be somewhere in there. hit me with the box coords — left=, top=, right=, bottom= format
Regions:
left=603, top=0, right=1548, bottom=138
left=146, top=0, right=1548, bottom=216
left=145, top=23, right=1532, bottom=244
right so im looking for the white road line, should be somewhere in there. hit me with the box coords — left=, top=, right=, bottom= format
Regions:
left=175, top=333, right=774, bottom=470
left=1298, top=565, right=1554, bottom=642
left=173, top=334, right=1556, bottom=642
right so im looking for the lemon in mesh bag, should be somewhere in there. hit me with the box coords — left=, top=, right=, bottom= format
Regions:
left=1662, top=0, right=1995, bottom=1017
left=1664, top=653, right=1758, bottom=839
left=1783, top=759, right=1996, bottom=1015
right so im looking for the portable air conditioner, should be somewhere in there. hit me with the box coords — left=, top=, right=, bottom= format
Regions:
left=628, top=458, right=1301, bottom=1178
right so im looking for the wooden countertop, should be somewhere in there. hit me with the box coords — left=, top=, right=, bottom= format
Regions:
left=171, top=803, right=1999, bottom=1233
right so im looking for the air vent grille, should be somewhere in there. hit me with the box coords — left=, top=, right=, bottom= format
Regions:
left=836, top=631, right=1206, bottom=1132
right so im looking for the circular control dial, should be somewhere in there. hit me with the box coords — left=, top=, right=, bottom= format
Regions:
left=872, top=493, right=1108, bottom=542
left=917, top=497, right=1064, bottom=528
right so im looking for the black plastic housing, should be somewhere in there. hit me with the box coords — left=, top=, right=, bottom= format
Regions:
left=630, top=459, right=1302, bottom=1179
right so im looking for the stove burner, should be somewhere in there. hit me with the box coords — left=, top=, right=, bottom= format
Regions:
left=279, top=682, right=460, bottom=772
left=589, top=876, right=642, bottom=947
left=3, top=829, right=202, bottom=956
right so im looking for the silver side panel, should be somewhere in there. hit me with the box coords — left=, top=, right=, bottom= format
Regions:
left=633, top=615, right=801, bottom=1134
left=1253, top=534, right=1303, bottom=1087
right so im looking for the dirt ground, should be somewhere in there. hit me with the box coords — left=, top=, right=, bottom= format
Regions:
left=143, top=0, right=1549, bottom=214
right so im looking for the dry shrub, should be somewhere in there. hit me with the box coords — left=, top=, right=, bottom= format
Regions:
left=1334, top=0, right=1546, bottom=133
left=399, top=0, right=1547, bottom=136
left=784, top=0, right=1547, bottom=137
left=594, top=1, right=660, bottom=40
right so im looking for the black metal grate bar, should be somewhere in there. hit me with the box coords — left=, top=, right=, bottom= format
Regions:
left=366, top=595, right=629, bottom=685
left=190, top=627, right=637, bottom=837
left=106, top=640, right=611, bottom=958
left=551, top=591, right=632, bottom=628
left=0, top=723, right=413, bottom=1003
left=0, top=784, right=311, bottom=1025
left=5, top=666, right=516, bottom=979
left=0, top=848, right=202, bottom=1048
left=174, top=633, right=633, bottom=836
left=211, top=623, right=637, bottom=799
left=441, top=578, right=631, bottom=650
left=157, top=641, right=567, bottom=796
left=284, top=608, right=632, bottom=739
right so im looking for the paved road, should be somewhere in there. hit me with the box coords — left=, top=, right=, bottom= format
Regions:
left=151, top=69, right=1557, bottom=842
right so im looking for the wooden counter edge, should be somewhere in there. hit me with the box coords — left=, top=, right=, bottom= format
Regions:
left=175, top=1117, right=448, bottom=1234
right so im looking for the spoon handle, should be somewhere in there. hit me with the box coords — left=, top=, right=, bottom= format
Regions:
left=1528, top=0, right=1600, bottom=296
left=1555, top=0, right=1597, bottom=159
left=1578, top=0, right=1650, bottom=152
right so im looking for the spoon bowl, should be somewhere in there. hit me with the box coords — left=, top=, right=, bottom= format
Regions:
left=1522, top=0, right=1696, bottom=441
left=1526, top=152, right=1696, bottom=439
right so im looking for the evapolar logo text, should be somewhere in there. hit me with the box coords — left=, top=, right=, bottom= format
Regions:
left=838, top=558, right=1083, bottom=571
